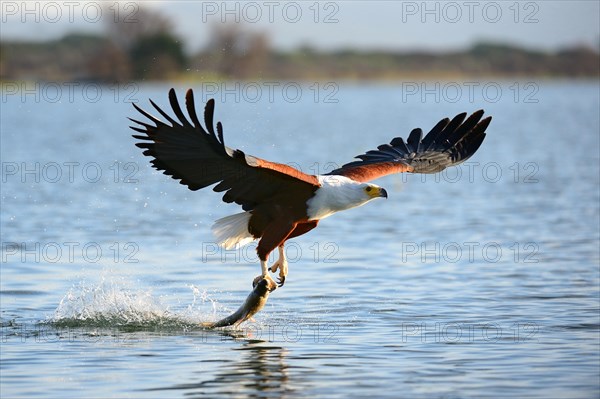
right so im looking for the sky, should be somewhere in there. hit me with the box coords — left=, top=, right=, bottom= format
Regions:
left=1, top=1, right=599, bottom=52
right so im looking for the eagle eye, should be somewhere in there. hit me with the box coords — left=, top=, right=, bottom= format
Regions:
left=366, top=186, right=372, bottom=192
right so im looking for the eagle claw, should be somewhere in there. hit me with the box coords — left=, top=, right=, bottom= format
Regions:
left=256, top=274, right=278, bottom=292
left=277, top=276, right=286, bottom=287
left=270, top=256, right=288, bottom=288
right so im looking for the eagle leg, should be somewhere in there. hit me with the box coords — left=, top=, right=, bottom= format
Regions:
left=260, top=260, right=278, bottom=290
left=256, top=220, right=297, bottom=288
left=269, top=245, right=288, bottom=287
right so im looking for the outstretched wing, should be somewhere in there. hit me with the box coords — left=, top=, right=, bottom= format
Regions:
left=327, top=110, right=491, bottom=182
left=130, top=88, right=319, bottom=211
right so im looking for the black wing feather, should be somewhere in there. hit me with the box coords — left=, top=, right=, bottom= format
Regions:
left=389, top=136, right=411, bottom=155
left=132, top=102, right=165, bottom=126
left=406, top=128, right=423, bottom=153
left=149, top=98, right=179, bottom=127
left=420, top=117, right=449, bottom=151
left=168, top=89, right=193, bottom=128
left=204, top=99, right=218, bottom=141
left=185, top=89, right=203, bottom=129
left=328, top=110, right=491, bottom=178
left=130, top=88, right=318, bottom=210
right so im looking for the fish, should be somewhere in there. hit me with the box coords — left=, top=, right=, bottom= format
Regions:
left=201, top=276, right=277, bottom=328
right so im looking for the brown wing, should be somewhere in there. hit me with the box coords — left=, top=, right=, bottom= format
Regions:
left=130, top=88, right=319, bottom=211
left=327, top=110, right=491, bottom=183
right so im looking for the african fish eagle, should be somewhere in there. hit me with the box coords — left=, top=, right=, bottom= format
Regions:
left=130, top=89, right=491, bottom=288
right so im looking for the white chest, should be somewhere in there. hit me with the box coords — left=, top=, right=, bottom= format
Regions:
left=306, top=175, right=370, bottom=220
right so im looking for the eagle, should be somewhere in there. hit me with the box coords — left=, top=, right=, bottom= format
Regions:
left=130, top=88, right=491, bottom=289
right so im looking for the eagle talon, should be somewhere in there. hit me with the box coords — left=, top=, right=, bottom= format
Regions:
left=270, top=246, right=288, bottom=288
left=256, top=274, right=278, bottom=292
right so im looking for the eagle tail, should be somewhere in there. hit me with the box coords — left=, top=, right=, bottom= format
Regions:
left=211, top=212, right=254, bottom=249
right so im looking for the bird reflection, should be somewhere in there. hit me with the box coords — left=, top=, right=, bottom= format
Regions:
left=229, top=343, right=290, bottom=395
left=147, top=330, right=292, bottom=398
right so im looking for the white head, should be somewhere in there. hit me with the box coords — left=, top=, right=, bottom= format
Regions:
left=306, top=175, right=388, bottom=220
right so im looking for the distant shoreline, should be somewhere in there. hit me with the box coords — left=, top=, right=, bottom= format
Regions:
left=2, top=34, right=598, bottom=83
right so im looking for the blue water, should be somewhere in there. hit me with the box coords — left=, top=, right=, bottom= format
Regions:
left=1, top=81, right=599, bottom=398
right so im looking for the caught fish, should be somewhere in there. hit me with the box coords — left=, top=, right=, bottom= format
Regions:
left=201, top=276, right=277, bottom=328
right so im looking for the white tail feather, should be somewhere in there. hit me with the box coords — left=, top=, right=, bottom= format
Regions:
left=211, top=212, right=254, bottom=249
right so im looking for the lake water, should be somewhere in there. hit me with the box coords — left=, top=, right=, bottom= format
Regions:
left=1, top=81, right=599, bottom=398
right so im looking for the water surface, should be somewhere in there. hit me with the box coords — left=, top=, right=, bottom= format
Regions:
left=1, top=81, right=599, bottom=398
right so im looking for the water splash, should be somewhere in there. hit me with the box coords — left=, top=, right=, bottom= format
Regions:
left=186, top=284, right=219, bottom=316
left=49, top=277, right=223, bottom=329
